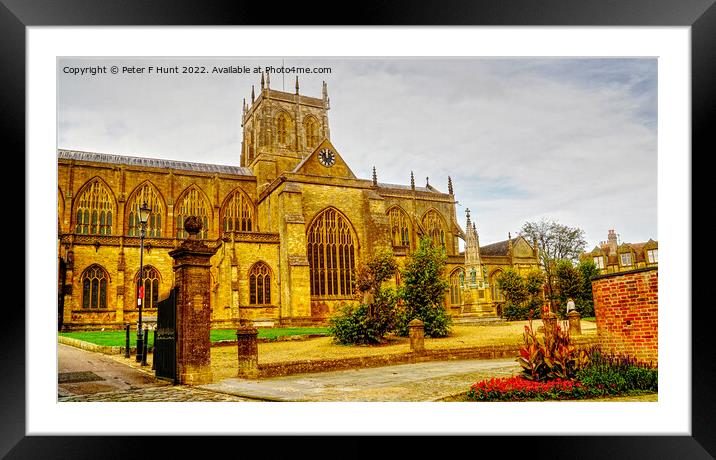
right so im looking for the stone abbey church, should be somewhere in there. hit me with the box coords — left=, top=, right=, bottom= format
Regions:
left=57, top=77, right=540, bottom=331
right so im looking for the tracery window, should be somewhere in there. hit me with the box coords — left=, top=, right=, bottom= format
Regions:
left=307, top=208, right=356, bottom=298
left=249, top=262, right=271, bottom=305
left=304, top=116, right=319, bottom=150
left=222, top=190, right=254, bottom=232
left=127, top=183, right=163, bottom=237
left=277, top=112, right=290, bottom=145
left=450, top=269, right=464, bottom=305
left=135, top=266, right=160, bottom=310
left=388, top=207, right=411, bottom=248
left=422, top=209, right=446, bottom=249
left=175, top=187, right=210, bottom=239
left=81, top=264, right=108, bottom=309
left=75, top=179, right=114, bottom=235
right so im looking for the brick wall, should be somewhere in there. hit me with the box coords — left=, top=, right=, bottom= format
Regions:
left=592, top=267, right=658, bottom=365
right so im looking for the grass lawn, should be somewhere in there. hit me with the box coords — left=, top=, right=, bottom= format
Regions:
left=59, top=327, right=329, bottom=347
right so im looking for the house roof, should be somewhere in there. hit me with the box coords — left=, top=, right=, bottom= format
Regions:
left=58, top=149, right=253, bottom=176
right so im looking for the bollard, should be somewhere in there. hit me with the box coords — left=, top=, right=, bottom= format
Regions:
left=151, top=329, right=156, bottom=370
left=124, top=324, right=131, bottom=358
left=236, top=326, right=259, bottom=378
left=141, top=328, right=149, bottom=366
left=568, top=310, right=582, bottom=335
left=408, top=319, right=425, bottom=355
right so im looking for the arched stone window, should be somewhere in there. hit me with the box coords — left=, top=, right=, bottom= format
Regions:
left=422, top=209, right=446, bottom=249
left=491, top=270, right=505, bottom=302
left=277, top=112, right=290, bottom=145
left=248, top=262, right=271, bottom=305
left=450, top=269, right=464, bottom=305
left=387, top=206, right=411, bottom=248
left=307, top=208, right=357, bottom=298
left=135, top=266, right=160, bottom=310
left=127, top=182, right=164, bottom=237
left=222, top=189, right=254, bottom=233
left=81, top=264, right=109, bottom=309
left=304, top=116, right=319, bottom=150
left=175, top=186, right=210, bottom=239
left=75, top=179, right=115, bottom=235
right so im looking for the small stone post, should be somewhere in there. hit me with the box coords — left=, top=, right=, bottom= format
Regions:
left=542, top=311, right=558, bottom=337
left=408, top=319, right=425, bottom=355
left=168, top=216, right=217, bottom=385
left=568, top=310, right=582, bottom=335
left=236, top=325, right=259, bottom=378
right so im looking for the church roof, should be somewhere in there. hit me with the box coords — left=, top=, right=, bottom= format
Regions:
left=377, top=182, right=437, bottom=193
left=58, top=150, right=253, bottom=176
left=480, top=237, right=520, bottom=256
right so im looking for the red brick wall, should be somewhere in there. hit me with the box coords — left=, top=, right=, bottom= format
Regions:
left=592, top=267, right=658, bottom=365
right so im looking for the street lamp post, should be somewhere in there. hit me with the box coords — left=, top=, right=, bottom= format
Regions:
left=136, top=201, right=151, bottom=364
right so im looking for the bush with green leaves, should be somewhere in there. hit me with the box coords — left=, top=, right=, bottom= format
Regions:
left=497, top=268, right=545, bottom=321
left=395, top=236, right=451, bottom=338
left=575, top=349, right=658, bottom=394
left=328, top=249, right=399, bottom=345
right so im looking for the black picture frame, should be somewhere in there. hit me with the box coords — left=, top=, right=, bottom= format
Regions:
left=6, top=0, right=711, bottom=457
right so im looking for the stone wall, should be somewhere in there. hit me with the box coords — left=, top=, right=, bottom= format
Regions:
left=592, top=267, right=658, bottom=365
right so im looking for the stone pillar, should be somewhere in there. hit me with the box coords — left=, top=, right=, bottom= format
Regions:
left=236, top=326, right=259, bottom=378
left=568, top=311, right=582, bottom=335
left=408, top=319, right=425, bottom=355
left=169, top=217, right=217, bottom=385
left=542, top=311, right=558, bottom=336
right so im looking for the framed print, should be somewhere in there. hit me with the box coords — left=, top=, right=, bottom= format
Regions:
left=8, top=0, right=713, bottom=456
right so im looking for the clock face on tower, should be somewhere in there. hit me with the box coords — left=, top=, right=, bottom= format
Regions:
left=318, top=148, right=336, bottom=167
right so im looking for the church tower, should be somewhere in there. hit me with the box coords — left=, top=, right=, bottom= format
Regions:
left=240, top=73, right=331, bottom=187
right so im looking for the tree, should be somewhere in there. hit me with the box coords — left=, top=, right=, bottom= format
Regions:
left=519, top=220, right=587, bottom=306
left=396, top=236, right=451, bottom=337
left=576, top=259, right=598, bottom=317
left=555, top=260, right=582, bottom=317
left=329, top=249, right=398, bottom=345
left=497, top=268, right=545, bottom=320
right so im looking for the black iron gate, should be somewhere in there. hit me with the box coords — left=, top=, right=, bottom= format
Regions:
left=155, top=287, right=177, bottom=383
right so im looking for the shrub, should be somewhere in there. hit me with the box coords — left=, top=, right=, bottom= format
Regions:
left=575, top=349, right=658, bottom=394
left=329, top=250, right=399, bottom=345
left=329, top=304, right=384, bottom=345
left=502, top=302, right=530, bottom=321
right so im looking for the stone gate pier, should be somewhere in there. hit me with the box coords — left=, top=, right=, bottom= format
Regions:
left=169, top=217, right=217, bottom=385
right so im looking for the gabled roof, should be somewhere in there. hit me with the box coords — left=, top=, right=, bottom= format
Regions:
left=58, top=149, right=253, bottom=176
left=480, top=237, right=521, bottom=257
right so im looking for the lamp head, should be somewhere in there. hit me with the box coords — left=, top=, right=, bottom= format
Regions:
left=139, top=202, right=151, bottom=224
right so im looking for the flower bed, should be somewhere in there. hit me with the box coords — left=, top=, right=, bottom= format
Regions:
left=467, top=376, right=603, bottom=401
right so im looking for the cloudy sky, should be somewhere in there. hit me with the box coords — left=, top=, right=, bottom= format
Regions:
left=58, top=57, right=657, bottom=249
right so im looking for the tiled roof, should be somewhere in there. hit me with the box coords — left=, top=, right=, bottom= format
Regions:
left=480, top=238, right=519, bottom=257
left=58, top=150, right=253, bottom=176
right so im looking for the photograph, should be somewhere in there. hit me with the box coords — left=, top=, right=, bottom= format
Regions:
left=56, top=56, right=659, bottom=404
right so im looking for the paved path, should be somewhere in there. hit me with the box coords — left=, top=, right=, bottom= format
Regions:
left=58, top=343, right=253, bottom=402
left=59, top=386, right=254, bottom=402
left=58, top=343, right=167, bottom=398
left=201, top=358, right=520, bottom=402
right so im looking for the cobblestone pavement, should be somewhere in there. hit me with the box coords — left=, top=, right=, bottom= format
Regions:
left=59, top=385, right=255, bottom=402
left=202, top=358, right=521, bottom=402
left=58, top=343, right=166, bottom=398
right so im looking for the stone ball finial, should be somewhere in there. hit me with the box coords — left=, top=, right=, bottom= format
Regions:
left=184, top=216, right=203, bottom=238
